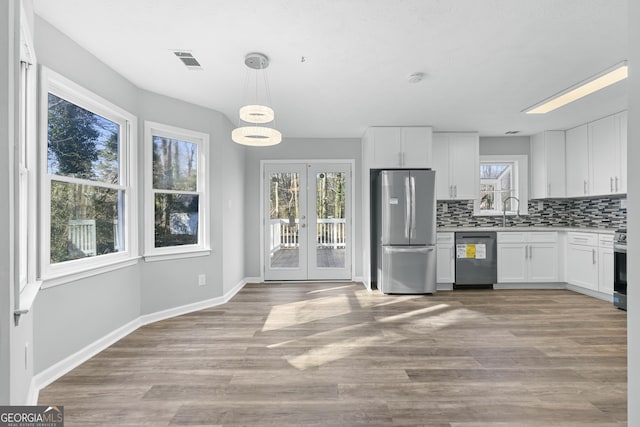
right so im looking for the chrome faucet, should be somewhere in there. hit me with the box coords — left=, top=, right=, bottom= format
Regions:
left=502, top=196, right=520, bottom=227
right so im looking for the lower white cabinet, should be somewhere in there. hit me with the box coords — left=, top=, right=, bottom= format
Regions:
left=566, top=232, right=613, bottom=295
left=436, top=232, right=455, bottom=284
left=497, top=232, right=558, bottom=283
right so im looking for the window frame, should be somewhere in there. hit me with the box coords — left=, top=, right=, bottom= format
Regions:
left=39, top=67, right=139, bottom=286
left=15, top=4, right=40, bottom=313
left=144, top=121, right=210, bottom=261
left=474, top=154, right=528, bottom=216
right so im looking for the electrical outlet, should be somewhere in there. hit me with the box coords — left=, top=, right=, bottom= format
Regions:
left=198, top=274, right=206, bottom=286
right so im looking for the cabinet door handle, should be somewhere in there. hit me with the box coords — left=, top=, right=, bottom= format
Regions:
left=584, top=180, right=588, bottom=195
left=592, top=248, right=596, bottom=264
left=454, top=185, right=457, bottom=198
left=547, top=184, right=551, bottom=196
left=610, top=177, right=614, bottom=193
left=615, top=176, right=619, bottom=192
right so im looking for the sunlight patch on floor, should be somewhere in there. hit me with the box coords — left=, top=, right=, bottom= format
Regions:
left=306, top=284, right=358, bottom=294
left=285, top=333, right=403, bottom=370
left=376, top=304, right=450, bottom=323
left=400, top=308, right=483, bottom=333
left=262, top=295, right=352, bottom=332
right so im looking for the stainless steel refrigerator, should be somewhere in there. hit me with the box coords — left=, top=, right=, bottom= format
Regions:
left=376, top=170, right=437, bottom=294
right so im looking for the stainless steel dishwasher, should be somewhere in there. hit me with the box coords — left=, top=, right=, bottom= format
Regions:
left=454, top=231, right=497, bottom=288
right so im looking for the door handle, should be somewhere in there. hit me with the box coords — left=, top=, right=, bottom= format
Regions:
left=405, top=176, right=411, bottom=239
left=410, top=176, right=416, bottom=238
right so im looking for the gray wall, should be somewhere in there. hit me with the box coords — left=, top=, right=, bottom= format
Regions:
left=479, top=136, right=530, bottom=156
left=628, top=1, right=639, bottom=423
left=33, top=16, right=142, bottom=374
left=32, top=16, right=247, bottom=374
left=243, top=138, right=362, bottom=278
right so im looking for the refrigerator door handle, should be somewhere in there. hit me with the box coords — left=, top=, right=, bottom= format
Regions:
left=404, top=176, right=411, bottom=239
left=410, top=175, right=416, bottom=240
left=383, top=246, right=434, bottom=254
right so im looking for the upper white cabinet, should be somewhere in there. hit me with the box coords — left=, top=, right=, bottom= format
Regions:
left=364, top=126, right=432, bottom=169
left=565, top=124, right=590, bottom=197
left=565, top=111, right=627, bottom=197
left=432, top=132, right=479, bottom=200
left=589, top=112, right=625, bottom=195
left=530, top=131, right=566, bottom=199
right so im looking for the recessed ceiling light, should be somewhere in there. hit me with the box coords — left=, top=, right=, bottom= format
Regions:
left=524, top=61, right=627, bottom=114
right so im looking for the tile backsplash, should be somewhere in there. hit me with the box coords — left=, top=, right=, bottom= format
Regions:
left=437, top=197, right=626, bottom=230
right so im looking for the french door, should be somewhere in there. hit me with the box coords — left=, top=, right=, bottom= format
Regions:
left=263, top=162, right=351, bottom=281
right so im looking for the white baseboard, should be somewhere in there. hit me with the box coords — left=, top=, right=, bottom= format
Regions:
left=566, top=284, right=613, bottom=302
left=32, top=316, right=142, bottom=396
left=494, top=282, right=566, bottom=290
left=31, top=277, right=249, bottom=405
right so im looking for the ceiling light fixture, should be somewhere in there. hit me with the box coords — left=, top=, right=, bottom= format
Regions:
left=524, top=61, right=628, bottom=114
left=232, top=53, right=282, bottom=146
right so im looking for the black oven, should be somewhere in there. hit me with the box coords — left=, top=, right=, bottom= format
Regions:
left=613, top=229, right=627, bottom=310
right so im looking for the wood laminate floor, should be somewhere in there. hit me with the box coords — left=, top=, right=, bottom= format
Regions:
left=38, top=283, right=628, bottom=426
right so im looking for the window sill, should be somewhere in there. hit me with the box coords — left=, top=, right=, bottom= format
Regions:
left=15, top=281, right=42, bottom=315
left=144, top=249, right=212, bottom=263
left=41, top=257, right=141, bottom=289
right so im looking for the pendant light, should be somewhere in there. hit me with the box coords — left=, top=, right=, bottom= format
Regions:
left=232, top=53, right=282, bottom=146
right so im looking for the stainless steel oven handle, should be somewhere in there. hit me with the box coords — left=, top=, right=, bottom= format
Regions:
left=614, top=244, right=627, bottom=253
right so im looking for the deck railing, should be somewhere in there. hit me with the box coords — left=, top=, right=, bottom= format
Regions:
left=269, top=218, right=346, bottom=253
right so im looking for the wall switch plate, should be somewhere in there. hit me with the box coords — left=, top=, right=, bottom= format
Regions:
left=198, top=274, right=206, bottom=286
left=621, top=199, right=627, bottom=209
left=537, top=201, right=543, bottom=210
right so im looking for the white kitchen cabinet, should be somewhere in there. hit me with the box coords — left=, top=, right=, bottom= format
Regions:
left=598, top=234, right=614, bottom=295
left=589, top=114, right=621, bottom=195
left=497, top=232, right=558, bottom=283
left=565, top=124, right=590, bottom=197
left=436, top=233, right=455, bottom=284
left=530, top=131, right=566, bottom=199
left=565, top=111, right=627, bottom=197
left=432, top=132, right=479, bottom=200
left=364, top=126, right=432, bottom=169
left=566, top=232, right=614, bottom=296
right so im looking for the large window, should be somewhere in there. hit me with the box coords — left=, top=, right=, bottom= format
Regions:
left=41, top=68, right=137, bottom=281
left=145, top=122, right=209, bottom=259
left=475, top=155, right=528, bottom=216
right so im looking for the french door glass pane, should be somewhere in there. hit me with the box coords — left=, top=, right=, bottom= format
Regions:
left=269, top=172, right=300, bottom=268
left=315, top=171, right=346, bottom=268
left=50, top=180, right=122, bottom=263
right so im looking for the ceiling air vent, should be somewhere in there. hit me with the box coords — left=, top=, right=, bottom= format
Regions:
left=173, top=51, right=202, bottom=70
left=505, top=130, right=520, bottom=135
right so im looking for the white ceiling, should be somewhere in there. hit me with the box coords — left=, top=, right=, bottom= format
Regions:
left=33, top=0, right=628, bottom=138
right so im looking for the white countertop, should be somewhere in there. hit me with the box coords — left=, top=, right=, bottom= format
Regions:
left=437, top=226, right=616, bottom=234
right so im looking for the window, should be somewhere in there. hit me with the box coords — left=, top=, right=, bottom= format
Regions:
left=144, top=122, right=209, bottom=259
left=475, top=155, right=528, bottom=216
left=41, top=68, right=137, bottom=282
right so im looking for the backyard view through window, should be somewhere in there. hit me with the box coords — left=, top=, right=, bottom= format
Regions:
left=152, top=136, right=200, bottom=247
left=479, top=162, right=517, bottom=214
left=47, top=93, right=124, bottom=263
